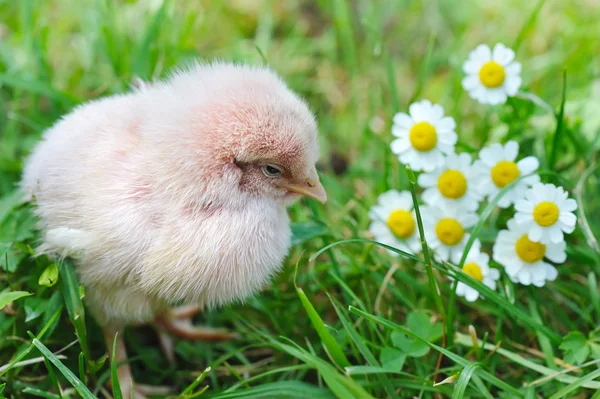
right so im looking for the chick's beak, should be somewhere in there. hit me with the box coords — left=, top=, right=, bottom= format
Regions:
left=280, top=168, right=327, bottom=203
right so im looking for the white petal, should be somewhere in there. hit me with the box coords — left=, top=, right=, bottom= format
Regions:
left=418, top=172, right=439, bottom=188
left=558, top=212, right=577, bottom=229
left=430, top=104, right=445, bottom=123
left=504, top=75, right=522, bottom=96
left=487, top=88, right=508, bottom=105
left=492, top=43, right=515, bottom=66
left=545, top=241, right=567, bottom=263
left=503, top=141, right=519, bottom=162
left=528, top=225, right=543, bottom=242
left=517, top=156, right=539, bottom=175
left=437, top=245, right=450, bottom=261
left=393, top=113, right=414, bottom=129
left=548, top=226, right=564, bottom=244
left=545, top=264, right=558, bottom=281
left=462, top=75, right=481, bottom=90
left=409, top=100, right=430, bottom=121
left=391, top=126, right=409, bottom=138
left=560, top=198, right=578, bottom=212
left=505, top=62, right=522, bottom=75
left=518, top=268, right=532, bottom=285
left=391, top=138, right=410, bottom=155
left=436, top=116, right=457, bottom=132
left=464, top=287, right=480, bottom=302
left=514, top=199, right=534, bottom=213
left=471, top=44, right=492, bottom=62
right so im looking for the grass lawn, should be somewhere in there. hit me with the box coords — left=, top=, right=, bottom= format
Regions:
left=1, top=0, right=600, bottom=398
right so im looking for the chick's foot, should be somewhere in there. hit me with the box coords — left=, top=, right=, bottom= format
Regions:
left=154, top=305, right=239, bottom=364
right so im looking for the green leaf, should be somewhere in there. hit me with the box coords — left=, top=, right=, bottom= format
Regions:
left=291, top=222, right=328, bottom=246
left=407, top=311, right=443, bottom=340
left=391, top=330, right=430, bottom=357
left=23, top=296, right=46, bottom=323
left=0, top=290, right=32, bottom=309
left=391, top=312, right=443, bottom=357
left=380, top=348, right=406, bottom=371
left=0, top=190, right=24, bottom=224
left=296, top=288, right=350, bottom=368
left=39, top=263, right=59, bottom=287
left=560, top=331, right=590, bottom=365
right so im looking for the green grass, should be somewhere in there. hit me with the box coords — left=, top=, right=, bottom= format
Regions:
left=1, top=0, right=600, bottom=398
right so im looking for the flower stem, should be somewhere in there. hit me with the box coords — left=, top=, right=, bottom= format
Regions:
left=405, top=166, right=447, bottom=382
left=515, top=91, right=555, bottom=115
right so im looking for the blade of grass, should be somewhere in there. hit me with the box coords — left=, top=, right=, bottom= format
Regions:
left=451, top=363, right=481, bottom=399
left=329, top=295, right=399, bottom=399
left=0, top=307, right=62, bottom=377
left=312, top=237, right=561, bottom=343
left=59, top=259, right=91, bottom=367
left=180, top=367, right=212, bottom=396
left=350, top=307, right=524, bottom=397
left=408, top=32, right=437, bottom=104
left=548, top=368, right=600, bottom=399
left=203, top=381, right=334, bottom=399
left=548, top=69, right=567, bottom=170
left=455, top=333, right=600, bottom=389
left=110, top=333, right=123, bottom=399
left=295, top=287, right=351, bottom=369
left=31, top=337, right=97, bottom=399
left=132, top=0, right=168, bottom=77
left=513, top=0, right=547, bottom=52
left=21, top=388, right=61, bottom=399
left=331, top=0, right=357, bottom=77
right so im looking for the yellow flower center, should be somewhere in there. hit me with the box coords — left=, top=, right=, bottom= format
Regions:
left=463, top=262, right=484, bottom=282
left=386, top=209, right=416, bottom=239
left=533, top=201, right=559, bottom=227
left=515, top=235, right=546, bottom=263
left=437, top=170, right=468, bottom=199
left=491, top=161, right=520, bottom=188
left=409, top=122, right=437, bottom=152
left=479, top=61, right=506, bottom=88
left=435, top=218, right=465, bottom=246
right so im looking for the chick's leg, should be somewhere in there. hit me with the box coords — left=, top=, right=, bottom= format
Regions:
left=104, top=325, right=172, bottom=399
left=103, top=324, right=143, bottom=399
left=154, top=305, right=238, bottom=364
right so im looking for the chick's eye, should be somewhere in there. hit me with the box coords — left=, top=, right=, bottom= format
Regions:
left=262, top=164, right=282, bottom=177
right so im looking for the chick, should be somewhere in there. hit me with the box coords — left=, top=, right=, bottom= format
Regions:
left=21, top=62, right=326, bottom=398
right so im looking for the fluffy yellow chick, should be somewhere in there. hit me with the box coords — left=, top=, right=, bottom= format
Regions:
left=21, top=62, right=326, bottom=398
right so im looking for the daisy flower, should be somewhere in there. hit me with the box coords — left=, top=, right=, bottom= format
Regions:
left=422, top=204, right=480, bottom=263
left=472, top=140, right=540, bottom=208
left=462, top=43, right=522, bottom=105
left=369, top=190, right=421, bottom=255
left=455, top=248, right=500, bottom=302
left=493, top=219, right=566, bottom=286
left=514, top=183, right=577, bottom=244
left=391, top=100, right=458, bottom=172
left=418, top=152, right=482, bottom=211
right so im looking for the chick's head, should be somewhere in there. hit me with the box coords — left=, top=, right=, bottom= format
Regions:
left=163, top=63, right=326, bottom=207
left=222, top=72, right=325, bottom=205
